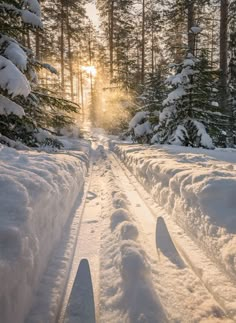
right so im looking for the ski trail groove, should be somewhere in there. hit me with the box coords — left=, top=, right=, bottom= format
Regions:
left=110, top=148, right=236, bottom=322
left=58, top=149, right=101, bottom=323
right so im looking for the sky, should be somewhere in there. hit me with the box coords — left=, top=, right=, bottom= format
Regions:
left=85, top=2, right=100, bottom=29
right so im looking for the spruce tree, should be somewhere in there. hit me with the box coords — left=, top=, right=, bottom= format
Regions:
left=0, top=0, right=80, bottom=148
left=152, top=50, right=219, bottom=148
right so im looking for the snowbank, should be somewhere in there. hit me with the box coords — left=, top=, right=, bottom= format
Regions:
left=113, top=143, right=236, bottom=279
left=0, top=142, right=89, bottom=323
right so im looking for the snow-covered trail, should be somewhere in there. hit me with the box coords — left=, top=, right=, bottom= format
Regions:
left=27, top=132, right=235, bottom=323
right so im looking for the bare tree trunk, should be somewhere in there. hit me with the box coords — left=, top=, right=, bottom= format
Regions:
left=151, top=16, right=154, bottom=74
left=141, top=0, right=145, bottom=84
left=35, top=31, right=40, bottom=59
left=211, top=15, right=215, bottom=68
left=35, top=0, right=40, bottom=59
left=187, top=0, right=195, bottom=54
left=88, top=25, right=94, bottom=123
left=220, top=0, right=229, bottom=98
left=109, top=0, right=114, bottom=80
left=66, top=4, right=74, bottom=101
left=60, top=0, right=65, bottom=96
left=78, top=52, right=84, bottom=120
left=27, top=30, right=31, bottom=49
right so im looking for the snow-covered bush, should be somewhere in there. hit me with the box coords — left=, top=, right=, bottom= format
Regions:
left=128, top=110, right=153, bottom=143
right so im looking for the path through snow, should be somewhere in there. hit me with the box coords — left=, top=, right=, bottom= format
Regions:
left=26, top=131, right=235, bottom=323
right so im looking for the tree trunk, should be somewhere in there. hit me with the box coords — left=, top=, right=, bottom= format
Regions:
left=151, top=15, right=154, bottom=75
left=141, top=0, right=145, bottom=84
left=187, top=0, right=195, bottom=54
left=88, top=25, right=94, bottom=123
left=35, top=0, right=40, bottom=59
left=60, top=0, right=65, bottom=96
left=109, top=0, right=114, bottom=80
left=66, top=4, right=74, bottom=101
left=220, top=0, right=229, bottom=98
left=27, top=30, right=31, bottom=49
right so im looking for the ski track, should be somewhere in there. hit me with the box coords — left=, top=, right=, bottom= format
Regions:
left=27, top=132, right=234, bottom=323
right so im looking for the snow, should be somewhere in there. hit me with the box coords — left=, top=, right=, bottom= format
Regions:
left=41, top=63, right=58, bottom=75
left=183, top=58, right=195, bottom=67
left=129, top=111, right=149, bottom=130
left=110, top=208, right=130, bottom=230
left=190, top=26, right=202, bottom=34
left=0, top=94, right=25, bottom=117
left=34, top=128, right=54, bottom=143
left=134, top=120, right=152, bottom=138
left=113, top=143, right=236, bottom=281
left=100, top=154, right=168, bottom=323
left=169, top=124, right=188, bottom=145
left=193, top=120, right=214, bottom=149
left=24, top=0, right=41, bottom=17
left=211, top=101, right=219, bottom=107
left=163, top=87, right=186, bottom=105
left=4, top=42, right=28, bottom=71
left=0, top=142, right=89, bottom=323
left=21, top=10, right=43, bottom=28
left=0, top=55, right=31, bottom=97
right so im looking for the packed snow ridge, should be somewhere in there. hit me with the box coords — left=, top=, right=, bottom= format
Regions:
left=0, top=141, right=89, bottom=323
left=112, top=143, right=236, bottom=280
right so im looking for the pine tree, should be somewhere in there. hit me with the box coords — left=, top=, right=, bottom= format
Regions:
left=152, top=49, right=219, bottom=148
left=0, top=0, right=80, bottom=148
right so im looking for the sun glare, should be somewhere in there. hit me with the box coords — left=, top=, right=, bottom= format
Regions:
left=81, top=66, right=97, bottom=77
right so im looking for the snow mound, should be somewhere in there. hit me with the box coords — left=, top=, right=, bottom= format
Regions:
left=112, top=192, right=129, bottom=209
left=113, top=197, right=128, bottom=209
left=0, top=143, right=88, bottom=323
left=119, top=221, right=139, bottom=241
left=110, top=208, right=130, bottom=230
left=119, top=241, right=148, bottom=280
left=114, top=143, right=236, bottom=279
left=118, top=241, right=167, bottom=323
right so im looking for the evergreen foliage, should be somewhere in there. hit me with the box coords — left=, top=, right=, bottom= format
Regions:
left=0, top=0, right=80, bottom=148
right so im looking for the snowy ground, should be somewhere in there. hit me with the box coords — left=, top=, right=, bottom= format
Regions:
left=1, top=131, right=236, bottom=323
left=0, top=139, right=90, bottom=323
left=112, top=143, right=236, bottom=283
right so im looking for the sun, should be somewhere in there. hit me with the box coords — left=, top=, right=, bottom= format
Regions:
left=81, top=65, right=97, bottom=77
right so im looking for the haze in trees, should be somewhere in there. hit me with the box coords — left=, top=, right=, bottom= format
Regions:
left=0, top=0, right=235, bottom=149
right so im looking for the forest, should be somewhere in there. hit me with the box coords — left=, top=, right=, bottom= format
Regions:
left=0, top=0, right=235, bottom=149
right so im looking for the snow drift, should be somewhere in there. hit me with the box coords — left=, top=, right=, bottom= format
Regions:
left=113, top=143, right=236, bottom=280
left=0, top=143, right=89, bottom=323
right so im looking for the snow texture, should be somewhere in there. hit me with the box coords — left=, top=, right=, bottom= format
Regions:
left=0, top=143, right=88, bottom=323
left=129, top=111, right=149, bottom=130
left=0, top=94, right=25, bottom=117
left=134, top=121, right=152, bottom=138
left=4, top=42, right=28, bottom=71
left=193, top=120, right=214, bottom=149
left=0, top=55, right=31, bottom=97
left=113, top=143, right=236, bottom=280
left=190, top=26, right=202, bottom=34
left=163, top=87, right=186, bottom=106
left=100, top=165, right=168, bottom=323
left=21, top=10, right=43, bottom=28
left=24, top=0, right=41, bottom=17
left=41, top=63, right=58, bottom=75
